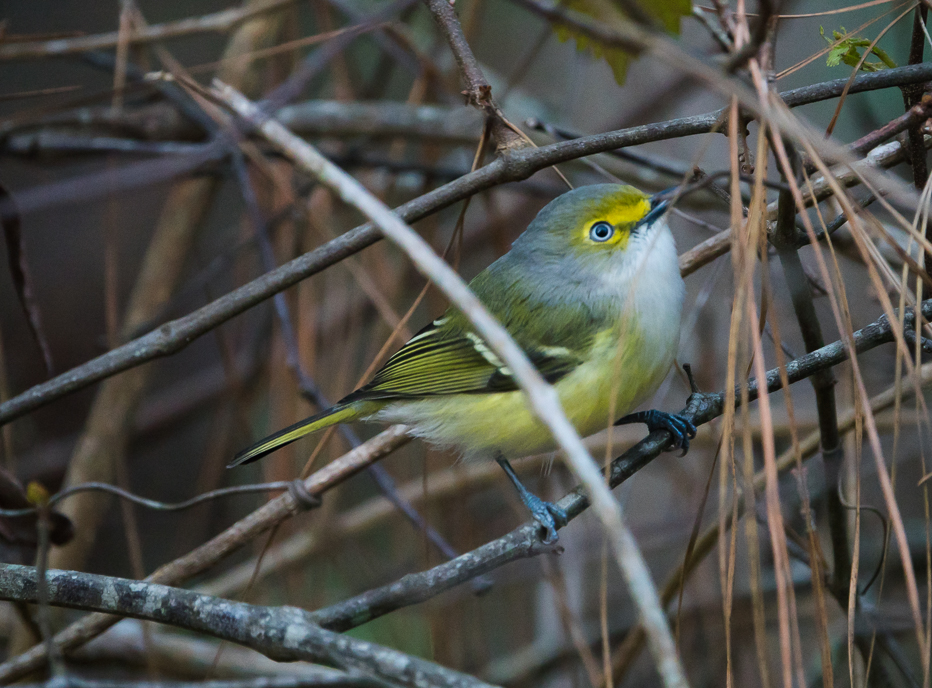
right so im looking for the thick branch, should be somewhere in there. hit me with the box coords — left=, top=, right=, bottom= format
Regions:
left=16, top=679, right=366, bottom=688
left=11, top=61, right=930, bottom=152
left=0, top=101, right=484, bottom=147
left=0, top=565, right=496, bottom=688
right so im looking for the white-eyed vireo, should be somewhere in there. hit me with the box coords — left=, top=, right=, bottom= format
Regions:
left=232, top=183, right=694, bottom=542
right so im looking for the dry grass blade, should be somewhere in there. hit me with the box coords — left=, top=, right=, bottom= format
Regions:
left=611, top=363, right=932, bottom=683
left=788, top=132, right=929, bottom=673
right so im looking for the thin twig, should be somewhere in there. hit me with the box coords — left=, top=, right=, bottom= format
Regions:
left=0, top=0, right=297, bottom=61
left=849, top=95, right=932, bottom=158
left=421, top=0, right=523, bottom=152
left=0, top=480, right=325, bottom=518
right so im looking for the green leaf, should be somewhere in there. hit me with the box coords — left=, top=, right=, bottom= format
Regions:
left=821, top=25, right=898, bottom=72
left=826, top=46, right=846, bottom=67
left=552, top=0, right=692, bottom=86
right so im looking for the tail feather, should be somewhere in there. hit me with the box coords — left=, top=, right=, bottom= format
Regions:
left=229, top=404, right=358, bottom=468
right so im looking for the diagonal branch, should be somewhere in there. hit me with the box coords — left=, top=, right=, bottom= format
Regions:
left=0, top=0, right=296, bottom=61
left=420, top=0, right=523, bottom=151
left=0, top=426, right=410, bottom=684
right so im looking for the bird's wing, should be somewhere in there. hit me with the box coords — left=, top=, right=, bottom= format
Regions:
left=342, top=317, right=582, bottom=402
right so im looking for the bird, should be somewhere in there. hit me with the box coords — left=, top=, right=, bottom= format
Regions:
left=231, top=183, right=694, bottom=543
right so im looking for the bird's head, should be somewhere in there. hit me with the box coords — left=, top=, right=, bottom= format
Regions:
left=516, top=184, right=670, bottom=263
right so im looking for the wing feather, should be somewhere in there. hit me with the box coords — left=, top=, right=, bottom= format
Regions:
left=341, top=253, right=604, bottom=404
left=342, top=318, right=581, bottom=403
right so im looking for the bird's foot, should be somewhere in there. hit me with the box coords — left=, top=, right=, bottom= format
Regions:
left=615, top=410, right=697, bottom=455
left=496, top=457, right=568, bottom=544
left=522, top=492, right=568, bottom=545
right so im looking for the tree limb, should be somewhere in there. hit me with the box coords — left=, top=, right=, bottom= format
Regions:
left=0, top=565, right=497, bottom=688
left=0, top=0, right=296, bottom=61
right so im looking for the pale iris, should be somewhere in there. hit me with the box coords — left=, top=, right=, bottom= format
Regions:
left=589, top=221, right=614, bottom=242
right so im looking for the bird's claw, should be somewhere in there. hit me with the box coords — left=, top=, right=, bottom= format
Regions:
left=524, top=492, right=568, bottom=544
left=648, top=410, right=697, bottom=455
left=616, top=410, right=697, bottom=456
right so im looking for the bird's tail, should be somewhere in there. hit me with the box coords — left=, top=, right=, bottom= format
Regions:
left=228, top=404, right=359, bottom=468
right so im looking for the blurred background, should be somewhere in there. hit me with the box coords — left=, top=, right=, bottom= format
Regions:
left=0, top=1, right=927, bottom=686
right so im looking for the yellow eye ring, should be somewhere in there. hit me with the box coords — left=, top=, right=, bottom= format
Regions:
left=589, top=221, right=615, bottom=242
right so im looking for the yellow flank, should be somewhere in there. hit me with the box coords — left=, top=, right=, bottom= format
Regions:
left=371, top=316, right=674, bottom=460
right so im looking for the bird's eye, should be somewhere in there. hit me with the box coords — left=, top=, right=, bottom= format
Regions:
left=589, top=221, right=615, bottom=242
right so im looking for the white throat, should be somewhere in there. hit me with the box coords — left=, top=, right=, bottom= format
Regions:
left=604, top=218, right=684, bottom=349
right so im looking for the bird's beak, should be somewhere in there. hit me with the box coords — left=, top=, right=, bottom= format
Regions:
left=650, top=192, right=671, bottom=215
left=634, top=191, right=672, bottom=231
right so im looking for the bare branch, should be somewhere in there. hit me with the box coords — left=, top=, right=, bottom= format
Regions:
left=420, top=0, right=523, bottom=151
left=77, top=620, right=360, bottom=681
left=0, top=565, right=497, bottom=688
left=0, top=0, right=296, bottom=61
left=3, top=64, right=929, bottom=429
left=16, top=677, right=374, bottom=688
